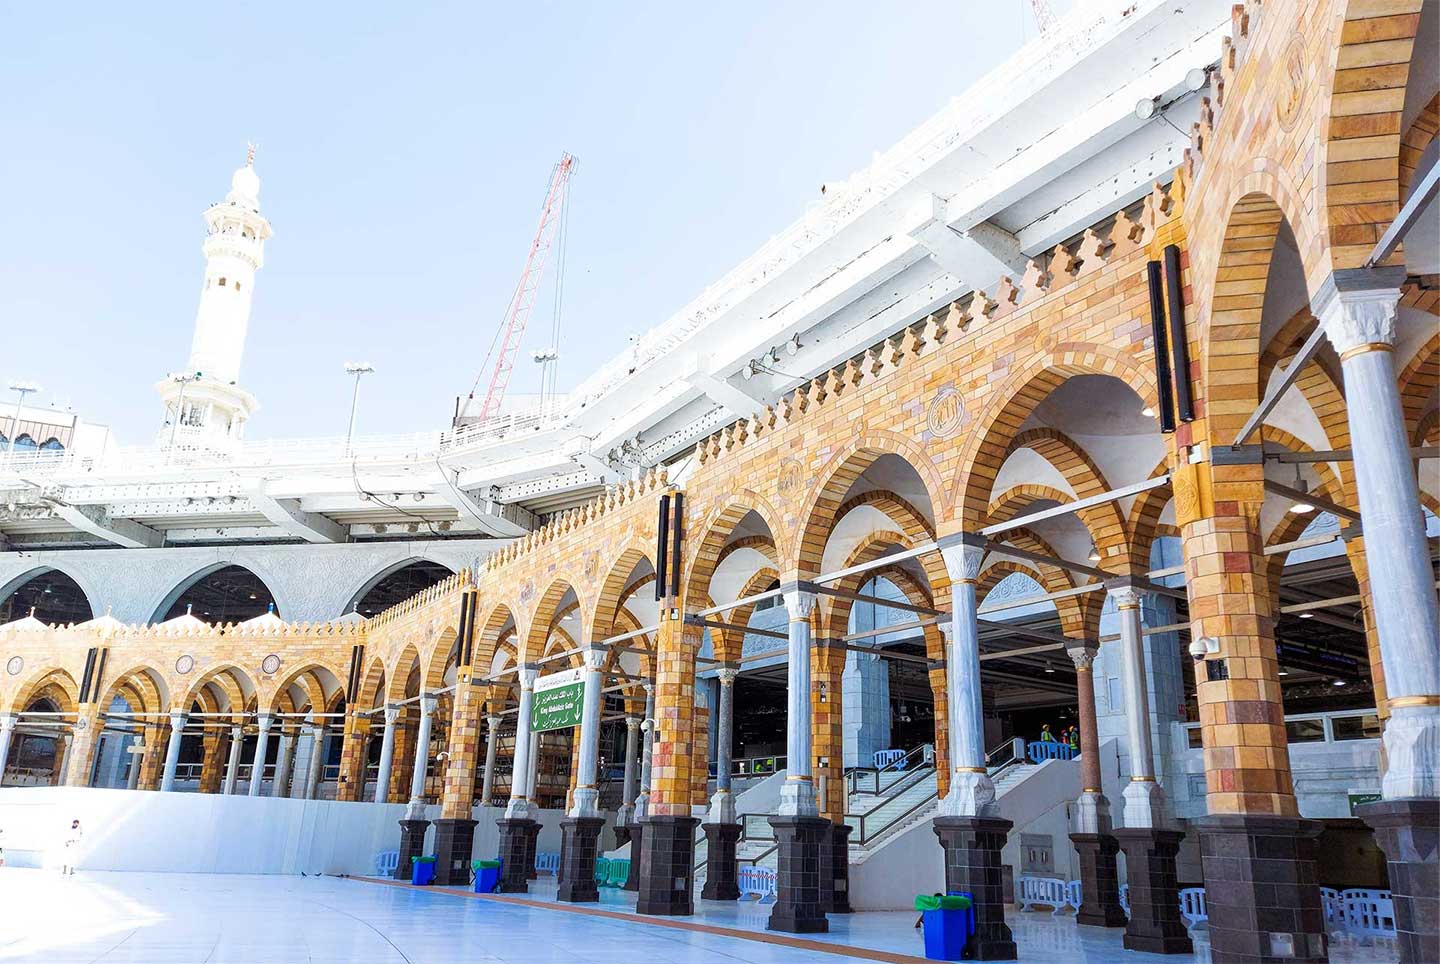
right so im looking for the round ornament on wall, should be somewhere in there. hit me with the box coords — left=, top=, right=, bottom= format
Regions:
left=5, top=656, right=22, bottom=676
left=176, top=654, right=195, bottom=675
left=261, top=654, right=281, bottom=675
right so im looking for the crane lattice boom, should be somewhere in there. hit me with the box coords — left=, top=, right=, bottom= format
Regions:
left=472, top=152, right=576, bottom=424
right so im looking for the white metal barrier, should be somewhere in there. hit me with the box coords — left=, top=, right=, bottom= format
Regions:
left=1016, top=876, right=1079, bottom=914
left=534, top=852, right=560, bottom=876
left=1339, top=889, right=1396, bottom=940
left=1179, top=887, right=1207, bottom=925
left=374, top=850, right=399, bottom=876
left=738, top=867, right=778, bottom=903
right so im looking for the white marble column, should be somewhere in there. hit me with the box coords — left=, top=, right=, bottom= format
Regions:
left=55, top=733, right=73, bottom=786
left=526, top=732, right=541, bottom=799
left=404, top=694, right=438, bottom=820
left=1317, top=278, right=1440, bottom=800
left=222, top=726, right=244, bottom=795
left=617, top=715, right=641, bottom=827
left=779, top=589, right=818, bottom=817
left=505, top=666, right=540, bottom=818
left=635, top=684, right=656, bottom=820
left=303, top=723, right=326, bottom=800
left=938, top=537, right=996, bottom=816
left=373, top=705, right=399, bottom=804
left=273, top=725, right=295, bottom=798
left=708, top=667, right=739, bottom=823
left=1109, top=581, right=1165, bottom=827
left=248, top=715, right=273, bottom=797
left=0, top=714, right=16, bottom=786
left=126, top=737, right=142, bottom=789
left=480, top=714, right=501, bottom=806
left=570, top=647, right=606, bottom=818
left=160, top=711, right=187, bottom=792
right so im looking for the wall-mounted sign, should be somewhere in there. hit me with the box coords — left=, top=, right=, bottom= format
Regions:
left=1347, top=791, right=1381, bottom=816
left=531, top=668, right=584, bottom=733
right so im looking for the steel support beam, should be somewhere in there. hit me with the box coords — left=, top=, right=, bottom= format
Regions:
left=41, top=498, right=162, bottom=549
left=243, top=483, right=346, bottom=543
left=1234, top=323, right=1328, bottom=445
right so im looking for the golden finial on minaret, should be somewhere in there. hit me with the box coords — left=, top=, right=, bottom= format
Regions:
left=246, top=142, right=257, bottom=167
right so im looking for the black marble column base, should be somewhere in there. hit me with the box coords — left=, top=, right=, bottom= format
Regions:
left=524, top=821, right=542, bottom=880
left=432, top=818, right=478, bottom=887
left=1113, top=827, right=1192, bottom=955
left=1358, top=797, right=1439, bottom=964
left=768, top=814, right=829, bottom=934
left=557, top=816, right=606, bottom=903
left=933, top=815, right=1016, bottom=960
left=824, top=822, right=853, bottom=914
left=701, top=822, right=742, bottom=901
left=612, top=824, right=632, bottom=849
left=1069, top=832, right=1127, bottom=927
left=1194, top=814, right=1327, bottom=964
left=636, top=815, right=699, bottom=916
left=395, top=818, right=429, bottom=881
left=495, top=817, right=537, bottom=893
left=623, top=819, right=645, bottom=892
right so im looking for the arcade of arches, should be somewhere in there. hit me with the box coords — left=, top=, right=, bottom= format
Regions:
left=2, top=4, right=1439, bottom=961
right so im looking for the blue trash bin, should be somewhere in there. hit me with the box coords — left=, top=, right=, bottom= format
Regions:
left=411, top=856, right=437, bottom=886
left=474, top=859, right=501, bottom=894
left=916, top=892, right=975, bottom=961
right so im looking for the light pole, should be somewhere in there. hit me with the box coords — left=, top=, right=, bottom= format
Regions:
left=166, top=372, right=202, bottom=459
left=531, top=349, right=558, bottom=415
left=343, top=362, right=375, bottom=456
left=6, top=381, right=41, bottom=465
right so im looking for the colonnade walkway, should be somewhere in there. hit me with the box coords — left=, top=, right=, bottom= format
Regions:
left=8, top=865, right=1398, bottom=964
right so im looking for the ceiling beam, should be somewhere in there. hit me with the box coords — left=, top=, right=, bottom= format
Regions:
left=243, top=482, right=346, bottom=543
left=41, top=499, right=162, bottom=549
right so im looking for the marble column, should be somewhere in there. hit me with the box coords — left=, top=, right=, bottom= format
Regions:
left=396, top=694, right=437, bottom=879
left=935, top=534, right=1015, bottom=961
left=498, top=666, right=540, bottom=893
left=248, top=715, right=273, bottom=797
left=624, top=684, right=655, bottom=894
left=373, top=705, right=399, bottom=804
left=480, top=714, right=501, bottom=806
left=126, top=738, right=142, bottom=789
left=1108, top=580, right=1190, bottom=955
left=768, top=589, right=827, bottom=935
left=1317, top=274, right=1440, bottom=963
left=703, top=667, right=741, bottom=901
left=56, top=732, right=73, bottom=787
left=559, top=648, right=607, bottom=903
left=1066, top=643, right=1126, bottom=928
left=614, top=715, right=641, bottom=843
left=160, top=711, right=187, bottom=792
left=0, top=714, right=15, bottom=786
left=272, top=724, right=295, bottom=798
left=303, top=723, right=326, bottom=800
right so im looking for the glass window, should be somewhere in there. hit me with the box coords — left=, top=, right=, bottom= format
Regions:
left=1186, top=727, right=1203, bottom=749
left=13, top=434, right=36, bottom=452
left=1331, top=714, right=1382, bottom=741
left=1285, top=718, right=1326, bottom=743
left=39, top=438, right=63, bottom=452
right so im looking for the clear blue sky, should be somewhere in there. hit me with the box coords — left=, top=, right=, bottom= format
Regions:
left=0, top=2, right=1066, bottom=444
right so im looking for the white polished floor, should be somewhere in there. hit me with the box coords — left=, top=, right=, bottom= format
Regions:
left=0, top=868, right=1400, bottom=964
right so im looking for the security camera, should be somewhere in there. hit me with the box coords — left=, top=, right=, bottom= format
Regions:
left=1189, top=636, right=1220, bottom=662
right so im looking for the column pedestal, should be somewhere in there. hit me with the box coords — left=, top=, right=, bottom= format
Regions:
left=557, top=816, right=606, bottom=903
left=823, top=822, right=853, bottom=914
left=1069, top=832, right=1127, bottom=927
left=933, top=815, right=1016, bottom=960
left=1113, top=827, right=1192, bottom=955
left=700, top=822, right=741, bottom=901
left=395, top=819, right=429, bottom=881
left=767, top=814, right=829, bottom=934
left=496, top=817, right=537, bottom=893
left=524, top=821, right=542, bottom=880
left=1194, top=814, right=1327, bottom=964
left=636, top=815, right=699, bottom=916
left=1358, top=799, right=1438, bottom=964
left=432, top=818, right=478, bottom=887
left=623, top=820, right=644, bottom=892
left=613, top=824, right=632, bottom=849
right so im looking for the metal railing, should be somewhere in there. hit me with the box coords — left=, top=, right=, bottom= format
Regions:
left=1181, top=708, right=1380, bottom=751
left=845, top=743, right=933, bottom=796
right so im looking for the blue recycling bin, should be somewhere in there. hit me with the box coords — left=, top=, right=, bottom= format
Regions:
left=473, top=858, right=501, bottom=894
left=411, top=855, right=437, bottom=886
left=915, top=892, right=975, bottom=961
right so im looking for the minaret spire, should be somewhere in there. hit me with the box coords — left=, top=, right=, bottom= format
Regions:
left=155, top=149, right=273, bottom=453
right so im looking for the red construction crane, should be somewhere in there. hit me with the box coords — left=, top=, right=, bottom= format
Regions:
left=462, top=152, right=576, bottom=426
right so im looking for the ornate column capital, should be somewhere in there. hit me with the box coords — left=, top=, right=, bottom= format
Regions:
left=230, top=725, right=243, bottom=740
left=255, top=713, right=275, bottom=732
left=783, top=588, right=816, bottom=622
left=1106, top=579, right=1142, bottom=611
left=383, top=704, right=401, bottom=726
left=0, top=714, right=14, bottom=733
left=1066, top=644, right=1099, bottom=671
left=418, top=694, right=439, bottom=715
left=625, top=715, right=642, bottom=731
left=716, top=666, right=739, bottom=686
left=169, top=710, right=188, bottom=731
left=485, top=713, right=501, bottom=730
left=1312, top=268, right=1405, bottom=357
left=518, top=663, right=541, bottom=689
left=938, top=534, right=985, bottom=583
left=581, top=646, right=607, bottom=672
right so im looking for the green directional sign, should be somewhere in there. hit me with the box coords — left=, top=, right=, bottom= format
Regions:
left=1347, top=791, right=1381, bottom=816
left=532, top=668, right=584, bottom=733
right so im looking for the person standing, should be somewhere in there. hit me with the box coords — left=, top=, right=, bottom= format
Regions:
left=60, top=819, right=82, bottom=876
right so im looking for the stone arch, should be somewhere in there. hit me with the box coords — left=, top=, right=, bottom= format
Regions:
left=6, top=666, right=81, bottom=715
left=830, top=490, right=951, bottom=609
left=790, top=432, right=947, bottom=579
left=1003, top=427, right=1128, bottom=552
left=951, top=346, right=1159, bottom=528
left=267, top=664, right=339, bottom=716
left=0, top=565, right=98, bottom=626
left=1321, top=1, right=1429, bottom=272
left=386, top=644, right=422, bottom=703
left=590, top=542, right=658, bottom=645
left=180, top=664, right=256, bottom=724
left=682, top=494, right=785, bottom=609
left=472, top=603, right=517, bottom=680
left=94, top=663, right=167, bottom=717
left=522, top=578, right=583, bottom=664
left=713, top=566, right=781, bottom=663
left=422, top=625, right=460, bottom=691
left=355, top=656, right=387, bottom=710
left=149, top=562, right=282, bottom=624
left=341, top=557, right=457, bottom=617
left=1399, top=330, right=1440, bottom=442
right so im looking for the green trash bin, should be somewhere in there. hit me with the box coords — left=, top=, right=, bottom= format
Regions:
left=411, top=855, right=437, bottom=886
left=473, top=859, right=501, bottom=893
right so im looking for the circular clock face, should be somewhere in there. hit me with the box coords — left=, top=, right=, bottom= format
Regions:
left=5, top=656, right=21, bottom=676
left=262, top=654, right=281, bottom=675
left=175, top=654, right=195, bottom=675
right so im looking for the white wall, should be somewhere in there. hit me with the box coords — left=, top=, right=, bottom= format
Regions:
left=0, top=786, right=593, bottom=876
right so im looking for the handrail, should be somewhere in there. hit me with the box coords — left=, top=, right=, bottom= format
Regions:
left=845, top=785, right=939, bottom=846
left=846, top=743, right=934, bottom=795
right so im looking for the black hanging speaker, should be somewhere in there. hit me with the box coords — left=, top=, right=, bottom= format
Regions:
left=669, top=492, right=684, bottom=599
left=655, top=494, right=671, bottom=602
left=1146, top=260, right=1177, bottom=434
left=1163, top=244, right=1195, bottom=422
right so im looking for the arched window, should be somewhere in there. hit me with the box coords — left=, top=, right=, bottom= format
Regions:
left=161, top=564, right=277, bottom=624
left=1, top=568, right=93, bottom=624
left=39, top=438, right=64, bottom=452
left=12, top=434, right=36, bottom=453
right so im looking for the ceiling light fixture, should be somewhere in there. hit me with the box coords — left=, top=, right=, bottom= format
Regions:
left=1044, top=661, right=1055, bottom=674
left=1287, top=462, right=1314, bottom=514
left=1088, top=543, right=1101, bottom=562
left=1298, top=612, right=1314, bottom=619
left=1278, top=668, right=1289, bottom=677
left=1141, top=405, right=1156, bottom=418
left=1332, top=678, right=1347, bottom=687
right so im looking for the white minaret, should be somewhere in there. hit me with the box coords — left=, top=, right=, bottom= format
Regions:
left=157, top=146, right=272, bottom=452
